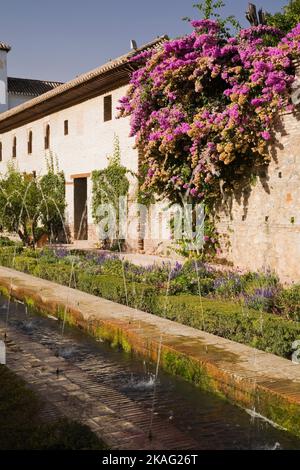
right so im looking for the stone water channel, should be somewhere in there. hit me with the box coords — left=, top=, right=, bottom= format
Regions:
left=1, top=295, right=300, bottom=450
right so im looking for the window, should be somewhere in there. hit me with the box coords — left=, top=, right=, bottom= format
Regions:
left=45, top=124, right=50, bottom=149
left=12, top=137, right=17, bottom=158
left=0, top=142, right=2, bottom=162
left=64, top=120, right=69, bottom=135
left=104, top=95, right=112, bottom=122
left=28, top=131, right=33, bottom=154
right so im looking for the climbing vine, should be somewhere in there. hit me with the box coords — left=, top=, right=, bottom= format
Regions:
left=118, top=19, right=300, bottom=255
left=118, top=21, right=299, bottom=203
left=91, top=135, right=130, bottom=243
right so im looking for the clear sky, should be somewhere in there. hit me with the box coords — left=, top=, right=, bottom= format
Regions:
left=1, top=0, right=288, bottom=82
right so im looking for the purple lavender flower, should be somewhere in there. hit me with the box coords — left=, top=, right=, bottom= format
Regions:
left=54, top=248, right=69, bottom=259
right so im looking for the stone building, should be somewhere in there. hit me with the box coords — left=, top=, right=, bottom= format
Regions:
left=1, top=40, right=300, bottom=281
left=0, top=43, right=62, bottom=112
left=0, top=38, right=166, bottom=252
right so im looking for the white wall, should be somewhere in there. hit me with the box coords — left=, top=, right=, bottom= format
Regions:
left=8, top=93, right=35, bottom=109
left=0, top=50, right=8, bottom=113
left=0, top=84, right=138, bottom=240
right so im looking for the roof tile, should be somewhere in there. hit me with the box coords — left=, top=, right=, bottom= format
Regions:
left=8, top=77, right=63, bottom=96
left=0, top=42, right=11, bottom=52
left=0, top=35, right=168, bottom=128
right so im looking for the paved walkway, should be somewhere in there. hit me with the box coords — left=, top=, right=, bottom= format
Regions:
left=55, top=243, right=185, bottom=267
left=0, top=266, right=300, bottom=437
left=54, top=243, right=232, bottom=272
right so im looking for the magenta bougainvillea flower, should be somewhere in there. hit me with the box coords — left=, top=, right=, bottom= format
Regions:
left=118, top=20, right=300, bottom=202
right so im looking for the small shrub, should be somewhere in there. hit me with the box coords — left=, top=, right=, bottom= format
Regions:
left=169, top=276, right=214, bottom=295
left=13, top=256, right=38, bottom=274
left=275, top=285, right=300, bottom=321
left=213, top=273, right=243, bottom=298
left=244, top=287, right=279, bottom=312
left=0, top=245, right=23, bottom=267
left=180, top=259, right=216, bottom=279
left=0, top=236, right=19, bottom=247
left=100, top=259, right=125, bottom=277
left=241, top=270, right=279, bottom=295
left=33, top=264, right=77, bottom=288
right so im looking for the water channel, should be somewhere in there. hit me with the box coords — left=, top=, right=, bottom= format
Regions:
left=1, top=295, right=300, bottom=450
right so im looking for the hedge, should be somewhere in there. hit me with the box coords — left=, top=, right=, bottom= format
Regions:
left=150, top=296, right=300, bottom=358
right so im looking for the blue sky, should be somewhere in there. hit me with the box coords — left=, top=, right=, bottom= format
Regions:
left=1, top=0, right=287, bottom=82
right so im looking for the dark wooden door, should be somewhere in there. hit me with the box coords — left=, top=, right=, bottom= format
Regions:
left=74, top=177, right=88, bottom=240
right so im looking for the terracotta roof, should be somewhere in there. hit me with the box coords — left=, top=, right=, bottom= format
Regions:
left=8, top=77, right=63, bottom=96
left=0, top=35, right=168, bottom=133
left=0, top=42, right=11, bottom=52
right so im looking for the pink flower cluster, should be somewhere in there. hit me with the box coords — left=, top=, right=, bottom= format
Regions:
left=119, top=20, right=300, bottom=201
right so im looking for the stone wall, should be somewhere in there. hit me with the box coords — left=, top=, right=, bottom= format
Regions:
left=215, top=107, right=300, bottom=283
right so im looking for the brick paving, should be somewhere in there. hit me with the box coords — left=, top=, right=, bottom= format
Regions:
left=0, top=323, right=198, bottom=450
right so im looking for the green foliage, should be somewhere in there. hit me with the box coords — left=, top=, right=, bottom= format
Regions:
left=0, top=160, right=66, bottom=246
left=33, top=263, right=77, bottom=288
left=0, top=164, right=38, bottom=246
left=169, top=276, right=214, bottom=295
left=0, top=236, right=19, bottom=247
left=266, top=0, right=300, bottom=33
left=188, top=0, right=241, bottom=33
left=275, top=284, right=300, bottom=321
left=0, top=245, right=23, bottom=268
left=151, top=295, right=300, bottom=358
left=13, top=255, right=38, bottom=274
left=91, top=135, right=130, bottom=244
left=169, top=260, right=216, bottom=295
left=76, top=273, right=156, bottom=311
left=38, top=155, right=66, bottom=242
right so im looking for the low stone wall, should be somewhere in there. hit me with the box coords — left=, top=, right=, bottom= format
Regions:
left=1, top=266, right=300, bottom=437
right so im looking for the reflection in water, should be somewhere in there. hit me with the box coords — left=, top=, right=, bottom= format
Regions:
left=1, top=295, right=300, bottom=450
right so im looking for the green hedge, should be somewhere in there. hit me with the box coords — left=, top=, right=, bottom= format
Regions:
left=76, top=272, right=157, bottom=311
left=0, top=251, right=299, bottom=359
left=275, top=285, right=300, bottom=321
left=150, top=296, right=300, bottom=358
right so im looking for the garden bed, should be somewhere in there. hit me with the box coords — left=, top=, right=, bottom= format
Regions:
left=0, top=240, right=299, bottom=359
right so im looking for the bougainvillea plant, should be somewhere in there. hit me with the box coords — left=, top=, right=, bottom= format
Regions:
left=119, top=21, right=300, bottom=210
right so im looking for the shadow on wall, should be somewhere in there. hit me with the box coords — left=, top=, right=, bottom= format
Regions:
left=214, top=109, right=300, bottom=222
